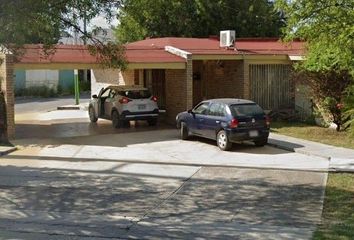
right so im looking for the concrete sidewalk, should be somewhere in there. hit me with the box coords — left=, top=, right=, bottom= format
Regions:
left=269, top=133, right=354, bottom=172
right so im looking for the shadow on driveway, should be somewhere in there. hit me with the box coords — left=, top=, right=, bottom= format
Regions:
left=0, top=162, right=326, bottom=239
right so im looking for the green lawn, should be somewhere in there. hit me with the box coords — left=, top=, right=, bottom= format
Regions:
left=271, top=121, right=354, bottom=149
left=313, top=173, right=354, bottom=240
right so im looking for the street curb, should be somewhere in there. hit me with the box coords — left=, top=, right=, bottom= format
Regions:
left=268, top=139, right=354, bottom=173
left=57, top=105, right=88, bottom=111
left=57, top=106, right=80, bottom=110
left=0, top=146, right=17, bottom=156
left=267, top=139, right=331, bottom=161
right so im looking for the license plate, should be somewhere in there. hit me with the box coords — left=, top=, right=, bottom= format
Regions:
left=249, top=130, right=259, bottom=137
left=138, top=104, right=146, bottom=110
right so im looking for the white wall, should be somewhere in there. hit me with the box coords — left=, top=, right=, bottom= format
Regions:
left=25, top=70, right=59, bottom=89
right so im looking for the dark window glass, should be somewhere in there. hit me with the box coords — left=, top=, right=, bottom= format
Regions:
left=193, top=102, right=209, bottom=115
left=230, top=104, right=264, bottom=117
left=117, top=90, right=151, bottom=99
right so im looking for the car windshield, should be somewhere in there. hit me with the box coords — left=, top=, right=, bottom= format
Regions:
left=229, top=104, right=264, bottom=117
left=118, top=90, right=151, bottom=99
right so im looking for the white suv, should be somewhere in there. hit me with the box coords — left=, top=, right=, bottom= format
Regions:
left=88, top=85, right=159, bottom=128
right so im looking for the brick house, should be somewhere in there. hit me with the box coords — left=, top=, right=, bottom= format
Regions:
left=1, top=36, right=304, bottom=138
left=91, top=37, right=305, bottom=123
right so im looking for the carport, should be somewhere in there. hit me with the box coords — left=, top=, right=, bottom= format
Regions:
left=0, top=44, right=188, bottom=139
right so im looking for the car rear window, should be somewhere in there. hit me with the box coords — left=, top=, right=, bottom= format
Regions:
left=230, top=104, right=264, bottom=117
left=118, top=90, right=151, bottom=99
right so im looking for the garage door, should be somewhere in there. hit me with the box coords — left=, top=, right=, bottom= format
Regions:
left=249, top=64, right=293, bottom=110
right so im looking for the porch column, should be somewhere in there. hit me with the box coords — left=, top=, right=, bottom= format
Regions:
left=243, top=60, right=250, bottom=99
left=186, top=55, right=193, bottom=110
left=165, top=46, right=193, bottom=110
left=0, top=53, right=15, bottom=139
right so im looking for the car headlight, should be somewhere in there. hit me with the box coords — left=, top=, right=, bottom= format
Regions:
left=176, top=115, right=179, bottom=121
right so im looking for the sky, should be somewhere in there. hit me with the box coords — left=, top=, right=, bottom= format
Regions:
left=90, top=15, right=119, bottom=30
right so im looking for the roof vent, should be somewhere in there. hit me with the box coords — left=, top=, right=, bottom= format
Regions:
left=220, top=30, right=235, bottom=48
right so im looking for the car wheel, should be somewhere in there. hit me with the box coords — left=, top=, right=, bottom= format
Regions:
left=112, top=111, right=122, bottom=128
left=254, top=138, right=268, bottom=147
left=180, top=122, right=189, bottom=140
left=147, top=118, right=157, bottom=126
left=217, top=130, right=232, bottom=151
left=123, top=120, right=130, bottom=128
left=88, top=106, right=98, bottom=123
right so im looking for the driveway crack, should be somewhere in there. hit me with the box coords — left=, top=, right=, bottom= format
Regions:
left=126, top=166, right=202, bottom=230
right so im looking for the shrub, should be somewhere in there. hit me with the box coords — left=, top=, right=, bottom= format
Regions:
left=15, top=86, right=59, bottom=98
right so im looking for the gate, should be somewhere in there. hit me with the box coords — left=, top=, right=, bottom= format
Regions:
left=249, top=64, right=293, bottom=110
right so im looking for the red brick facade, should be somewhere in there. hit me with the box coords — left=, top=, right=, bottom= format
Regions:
left=0, top=53, right=15, bottom=139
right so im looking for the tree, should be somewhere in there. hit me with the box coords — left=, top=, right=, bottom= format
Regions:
left=275, top=0, right=354, bottom=131
left=115, top=0, right=285, bottom=43
left=0, top=0, right=126, bottom=68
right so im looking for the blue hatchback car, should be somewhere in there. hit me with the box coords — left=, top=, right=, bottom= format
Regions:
left=176, top=98, right=270, bottom=150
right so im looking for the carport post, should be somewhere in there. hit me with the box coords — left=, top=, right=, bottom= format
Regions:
left=74, top=69, right=80, bottom=105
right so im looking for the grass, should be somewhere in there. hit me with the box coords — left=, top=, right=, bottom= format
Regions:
left=271, top=121, right=354, bottom=149
left=313, top=173, right=354, bottom=240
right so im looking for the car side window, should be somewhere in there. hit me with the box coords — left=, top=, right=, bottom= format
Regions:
left=109, top=89, right=116, bottom=98
left=100, top=88, right=110, bottom=98
left=193, top=102, right=209, bottom=115
left=208, top=103, right=226, bottom=117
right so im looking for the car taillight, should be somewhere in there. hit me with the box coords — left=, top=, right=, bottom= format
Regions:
left=229, top=118, right=239, bottom=128
left=265, top=115, right=271, bottom=126
left=119, top=97, right=131, bottom=104
left=151, top=96, right=158, bottom=102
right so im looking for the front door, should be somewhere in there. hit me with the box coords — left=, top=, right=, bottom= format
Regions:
left=144, top=69, right=166, bottom=109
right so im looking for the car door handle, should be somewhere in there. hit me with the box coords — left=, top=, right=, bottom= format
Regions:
left=216, top=120, right=220, bottom=124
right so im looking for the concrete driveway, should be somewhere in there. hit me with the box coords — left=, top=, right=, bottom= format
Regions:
left=1, top=124, right=328, bottom=239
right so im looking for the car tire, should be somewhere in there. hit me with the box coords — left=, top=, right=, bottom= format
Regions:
left=254, top=138, right=268, bottom=147
left=147, top=118, right=157, bottom=126
left=112, top=111, right=122, bottom=128
left=123, top=120, right=130, bottom=128
left=180, top=122, right=189, bottom=140
left=88, top=106, right=98, bottom=123
left=217, top=130, right=232, bottom=151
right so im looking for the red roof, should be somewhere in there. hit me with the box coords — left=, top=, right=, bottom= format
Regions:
left=16, top=37, right=305, bottom=65
left=18, top=45, right=97, bottom=64
left=128, top=37, right=305, bottom=56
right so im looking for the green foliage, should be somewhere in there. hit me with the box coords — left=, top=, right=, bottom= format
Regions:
left=313, top=173, right=354, bottom=239
left=79, top=81, right=91, bottom=92
left=276, top=0, right=354, bottom=132
left=295, top=70, right=352, bottom=131
left=0, top=0, right=126, bottom=69
left=343, top=85, right=354, bottom=136
left=15, top=86, right=58, bottom=98
left=275, top=0, right=354, bottom=76
left=116, top=0, right=285, bottom=43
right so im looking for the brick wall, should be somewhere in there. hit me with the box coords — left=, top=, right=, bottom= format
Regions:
left=0, top=53, right=15, bottom=139
left=195, top=60, right=244, bottom=100
left=165, top=69, right=188, bottom=124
